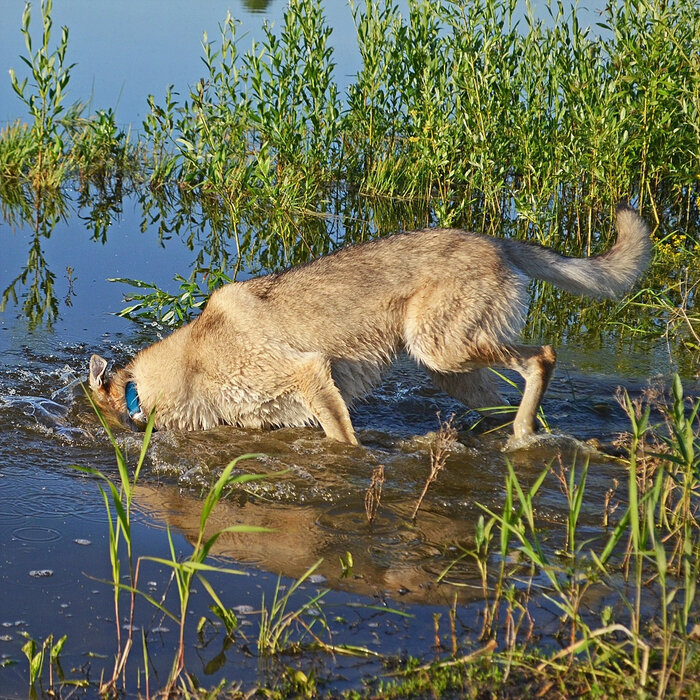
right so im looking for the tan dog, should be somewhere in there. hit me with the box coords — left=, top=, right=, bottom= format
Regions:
left=89, top=205, right=650, bottom=444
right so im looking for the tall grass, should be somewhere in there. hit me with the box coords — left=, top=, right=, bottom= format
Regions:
left=1, top=0, right=698, bottom=339
left=2, top=0, right=138, bottom=196
left=73, top=396, right=272, bottom=696
left=4, top=0, right=699, bottom=239
left=142, top=0, right=699, bottom=240
left=135, top=0, right=698, bottom=343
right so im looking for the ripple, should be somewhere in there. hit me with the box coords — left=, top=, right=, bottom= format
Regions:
left=316, top=503, right=403, bottom=537
left=0, top=470, right=106, bottom=521
left=17, top=491, right=102, bottom=520
left=12, top=527, right=62, bottom=543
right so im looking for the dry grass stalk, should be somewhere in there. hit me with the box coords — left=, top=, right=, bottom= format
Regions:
left=364, top=464, right=385, bottom=524
left=411, top=414, right=458, bottom=522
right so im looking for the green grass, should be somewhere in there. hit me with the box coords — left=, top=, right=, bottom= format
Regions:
left=1, top=3, right=699, bottom=693
left=72, top=395, right=275, bottom=696
left=1, top=0, right=698, bottom=341
left=140, top=0, right=699, bottom=235
left=353, top=376, right=699, bottom=699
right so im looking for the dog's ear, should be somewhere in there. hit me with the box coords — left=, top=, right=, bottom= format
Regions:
left=89, top=354, right=109, bottom=390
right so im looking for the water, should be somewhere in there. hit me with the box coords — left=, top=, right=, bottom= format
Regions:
left=0, top=0, right=695, bottom=695
left=0, top=222, right=677, bottom=693
left=0, top=0, right=398, bottom=127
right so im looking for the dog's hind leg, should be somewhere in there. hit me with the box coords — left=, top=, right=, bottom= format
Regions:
left=295, top=354, right=358, bottom=445
left=434, top=345, right=555, bottom=439
left=499, top=344, right=556, bottom=439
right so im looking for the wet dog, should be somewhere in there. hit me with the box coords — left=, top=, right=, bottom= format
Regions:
left=89, top=205, right=650, bottom=444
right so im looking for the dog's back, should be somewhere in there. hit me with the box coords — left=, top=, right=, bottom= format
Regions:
left=238, top=229, right=525, bottom=362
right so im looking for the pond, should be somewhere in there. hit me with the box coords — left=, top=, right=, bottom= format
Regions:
left=1, top=0, right=698, bottom=697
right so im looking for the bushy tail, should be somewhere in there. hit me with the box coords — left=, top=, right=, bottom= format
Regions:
left=501, top=204, right=652, bottom=298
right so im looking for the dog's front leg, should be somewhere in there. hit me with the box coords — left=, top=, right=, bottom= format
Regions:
left=295, top=354, right=358, bottom=445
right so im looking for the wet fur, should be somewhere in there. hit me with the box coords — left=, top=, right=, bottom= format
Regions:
left=89, top=205, right=651, bottom=444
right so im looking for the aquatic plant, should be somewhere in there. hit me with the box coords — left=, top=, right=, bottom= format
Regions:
left=433, top=374, right=700, bottom=697
left=411, top=414, right=458, bottom=521
left=2, top=0, right=138, bottom=195
left=19, top=632, right=84, bottom=696
left=1, top=0, right=698, bottom=345
left=8, top=0, right=78, bottom=190
left=129, top=0, right=699, bottom=356
left=1, top=1, right=700, bottom=693
left=257, top=560, right=329, bottom=656
left=140, top=457, right=270, bottom=694
left=71, top=397, right=156, bottom=694
left=140, top=0, right=699, bottom=239
left=74, top=397, right=271, bottom=695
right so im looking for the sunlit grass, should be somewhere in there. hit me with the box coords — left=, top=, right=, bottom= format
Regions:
left=1, top=0, right=698, bottom=340
left=1, top=2, right=699, bottom=693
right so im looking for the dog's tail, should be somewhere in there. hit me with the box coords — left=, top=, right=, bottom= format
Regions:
left=500, top=204, right=652, bottom=298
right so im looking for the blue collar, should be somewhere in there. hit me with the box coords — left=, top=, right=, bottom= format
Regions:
left=125, top=381, right=145, bottom=425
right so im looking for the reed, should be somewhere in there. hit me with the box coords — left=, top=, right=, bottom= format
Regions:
left=4, top=0, right=698, bottom=238
left=140, top=457, right=271, bottom=694
left=429, top=374, right=700, bottom=698
left=73, top=398, right=272, bottom=696
left=143, top=0, right=700, bottom=237
left=2, top=0, right=698, bottom=339
left=72, top=395, right=157, bottom=695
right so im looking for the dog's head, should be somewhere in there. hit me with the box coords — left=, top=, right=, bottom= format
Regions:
left=88, top=354, right=135, bottom=428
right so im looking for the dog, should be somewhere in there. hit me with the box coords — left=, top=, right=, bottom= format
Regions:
left=89, top=204, right=650, bottom=444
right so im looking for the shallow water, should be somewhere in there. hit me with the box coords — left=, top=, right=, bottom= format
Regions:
left=0, top=181, right=694, bottom=694
left=0, top=296, right=685, bottom=694
left=1, top=0, right=696, bottom=694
